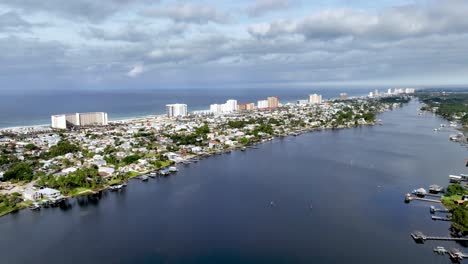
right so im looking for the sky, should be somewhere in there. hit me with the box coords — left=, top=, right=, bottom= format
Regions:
left=1, top=0, right=468, bottom=91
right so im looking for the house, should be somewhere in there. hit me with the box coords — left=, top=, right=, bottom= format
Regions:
left=61, top=167, right=78, bottom=174
left=208, top=140, right=222, bottom=149
left=98, top=167, right=115, bottom=177
left=38, top=188, right=61, bottom=199
left=23, top=189, right=42, bottom=201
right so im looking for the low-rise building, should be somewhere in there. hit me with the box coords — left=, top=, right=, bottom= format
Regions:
left=23, top=189, right=42, bottom=201
left=38, top=188, right=61, bottom=199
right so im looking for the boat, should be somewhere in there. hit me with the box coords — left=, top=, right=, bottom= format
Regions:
left=140, top=175, right=149, bottom=181
left=109, top=184, right=124, bottom=191
left=169, top=166, right=178, bottom=172
left=29, top=203, right=41, bottom=211
left=433, top=246, right=447, bottom=255
left=449, top=175, right=463, bottom=183
left=429, top=184, right=443, bottom=194
left=159, top=169, right=170, bottom=176
left=149, top=172, right=157, bottom=177
left=449, top=248, right=464, bottom=261
left=412, top=188, right=427, bottom=197
left=241, top=147, right=246, bottom=151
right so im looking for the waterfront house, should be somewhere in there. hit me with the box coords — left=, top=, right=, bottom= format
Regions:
left=38, top=188, right=61, bottom=199
left=98, top=167, right=115, bottom=177
left=23, top=189, right=42, bottom=201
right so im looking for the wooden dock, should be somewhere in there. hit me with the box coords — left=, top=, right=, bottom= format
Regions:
left=431, top=215, right=452, bottom=221
left=430, top=205, right=450, bottom=214
left=411, top=231, right=468, bottom=243
left=405, top=194, right=441, bottom=203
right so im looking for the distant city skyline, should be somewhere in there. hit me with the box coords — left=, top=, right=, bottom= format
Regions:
left=1, top=0, right=468, bottom=91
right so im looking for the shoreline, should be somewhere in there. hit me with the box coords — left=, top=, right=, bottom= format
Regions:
left=0, top=113, right=381, bottom=217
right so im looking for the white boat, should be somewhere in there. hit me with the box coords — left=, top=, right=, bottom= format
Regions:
left=449, top=175, right=462, bottom=183
left=169, top=166, right=178, bottom=172
left=140, top=175, right=149, bottom=181
left=412, top=188, right=427, bottom=197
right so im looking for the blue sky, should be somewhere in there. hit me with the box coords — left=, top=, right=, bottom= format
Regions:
left=1, top=0, right=468, bottom=91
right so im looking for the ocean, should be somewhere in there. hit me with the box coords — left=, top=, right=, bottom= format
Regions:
left=0, top=87, right=370, bottom=128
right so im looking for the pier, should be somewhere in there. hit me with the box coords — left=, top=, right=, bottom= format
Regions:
left=431, top=215, right=452, bottom=221
left=405, top=194, right=441, bottom=203
left=411, top=231, right=468, bottom=243
left=430, top=205, right=450, bottom=214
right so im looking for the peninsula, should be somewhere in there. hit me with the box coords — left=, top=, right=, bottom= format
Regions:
left=0, top=92, right=411, bottom=217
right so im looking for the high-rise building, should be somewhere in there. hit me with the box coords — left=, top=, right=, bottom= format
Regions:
left=51, top=115, right=67, bottom=129
left=51, top=112, right=108, bottom=129
left=210, top=99, right=238, bottom=114
left=210, top=104, right=222, bottom=114
left=309, top=94, right=322, bottom=104
left=238, top=103, right=255, bottom=111
left=257, top=100, right=269, bottom=109
left=224, top=99, right=238, bottom=112
left=166, top=104, right=188, bottom=117
left=339, top=93, right=348, bottom=100
left=79, top=112, right=108, bottom=126
left=267, top=96, right=279, bottom=109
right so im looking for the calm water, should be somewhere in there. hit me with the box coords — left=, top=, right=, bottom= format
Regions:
left=1, top=100, right=467, bottom=264
left=0, top=88, right=368, bottom=128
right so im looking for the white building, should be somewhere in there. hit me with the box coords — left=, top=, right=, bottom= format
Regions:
left=224, top=99, right=238, bottom=112
left=79, top=112, right=108, bottom=126
left=257, top=100, right=269, bottom=109
left=51, top=112, right=107, bottom=129
left=210, top=100, right=238, bottom=114
left=38, top=188, right=61, bottom=199
left=51, top=115, right=67, bottom=129
left=309, top=94, right=322, bottom=104
left=210, top=104, right=223, bottom=114
left=23, top=189, right=42, bottom=201
left=166, top=104, right=188, bottom=117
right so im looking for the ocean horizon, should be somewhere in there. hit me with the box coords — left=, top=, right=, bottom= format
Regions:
left=0, top=87, right=371, bottom=129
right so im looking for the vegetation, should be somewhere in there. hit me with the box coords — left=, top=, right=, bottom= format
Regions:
left=44, top=140, right=81, bottom=158
left=0, top=193, right=25, bottom=216
left=417, top=92, right=468, bottom=126
left=37, top=166, right=102, bottom=195
left=441, top=184, right=468, bottom=231
left=122, top=154, right=141, bottom=165
left=2, top=162, right=34, bottom=181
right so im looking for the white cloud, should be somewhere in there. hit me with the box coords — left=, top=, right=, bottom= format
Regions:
left=127, top=64, right=145, bottom=77
left=247, top=0, right=290, bottom=17
left=248, top=0, right=468, bottom=40
left=144, top=3, right=229, bottom=24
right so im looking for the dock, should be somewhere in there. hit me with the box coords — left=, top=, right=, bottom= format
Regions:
left=431, top=215, right=452, bottom=221
left=411, top=231, right=468, bottom=243
left=430, top=205, right=450, bottom=214
left=405, top=194, right=441, bottom=203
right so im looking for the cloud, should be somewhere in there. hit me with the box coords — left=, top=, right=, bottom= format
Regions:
left=144, top=3, right=229, bottom=24
left=82, top=25, right=150, bottom=43
left=248, top=0, right=468, bottom=40
left=247, top=0, right=290, bottom=17
left=0, top=11, right=32, bottom=31
left=127, top=64, right=145, bottom=77
left=0, top=0, right=156, bottom=22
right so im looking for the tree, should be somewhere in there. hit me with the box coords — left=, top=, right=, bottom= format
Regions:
left=3, top=163, right=34, bottom=181
left=24, top=143, right=38, bottom=151
left=45, top=140, right=80, bottom=158
left=122, top=154, right=141, bottom=165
